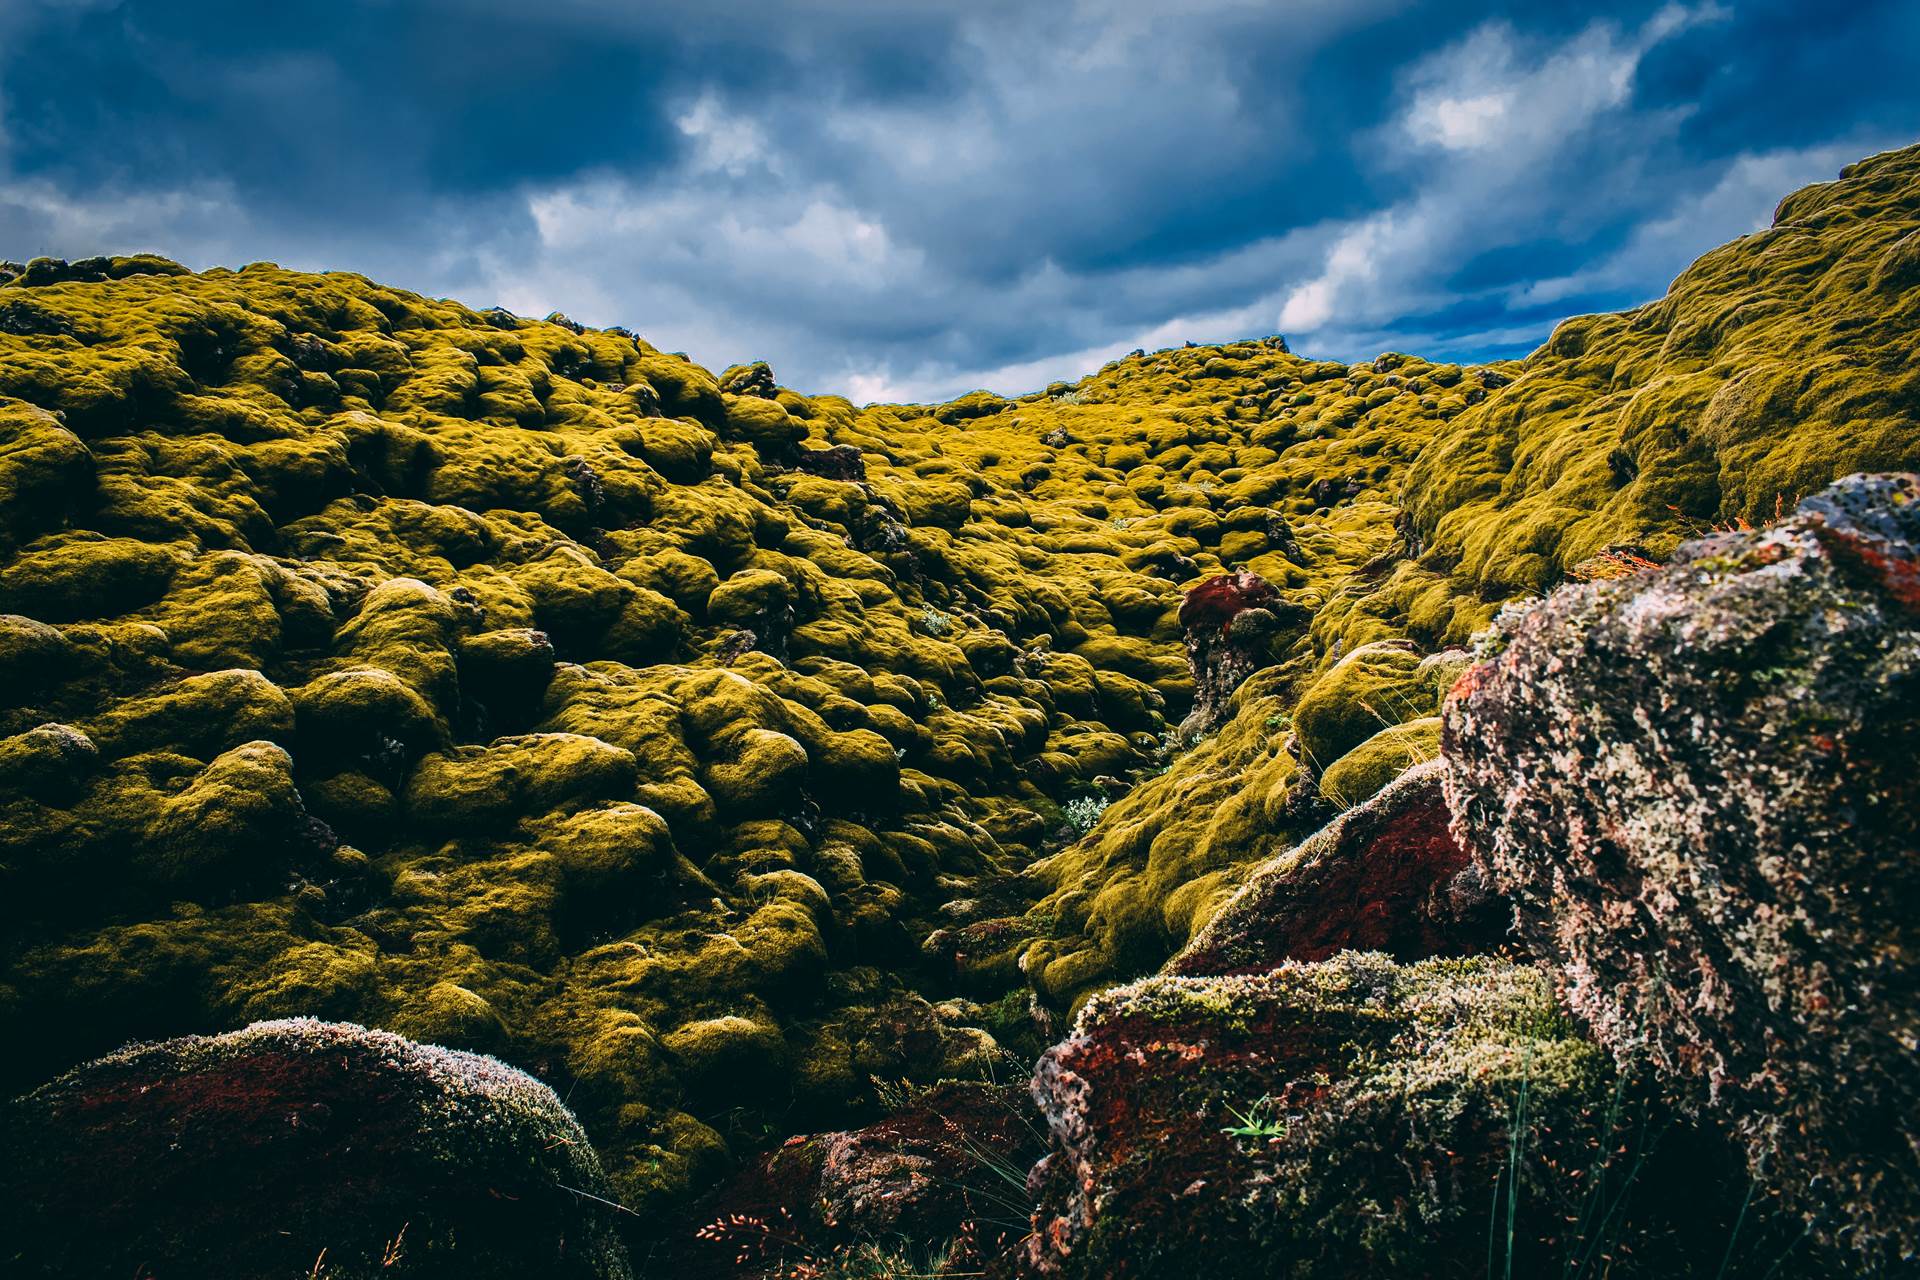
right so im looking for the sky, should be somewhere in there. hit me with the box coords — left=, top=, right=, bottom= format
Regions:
left=2, top=1, right=1917, bottom=404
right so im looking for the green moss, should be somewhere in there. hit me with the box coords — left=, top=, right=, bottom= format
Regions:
left=1291, top=641, right=1436, bottom=771
left=87, top=668, right=293, bottom=760
left=3, top=144, right=1918, bottom=1225
left=405, top=733, right=639, bottom=832
left=1317, top=715, right=1440, bottom=810
left=0, top=534, right=184, bottom=622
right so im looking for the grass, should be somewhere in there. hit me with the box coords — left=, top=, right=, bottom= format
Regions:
left=1219, top=1097, right=1287, bottom=1141
left=1483, top=1051, right=1827, bottom=1280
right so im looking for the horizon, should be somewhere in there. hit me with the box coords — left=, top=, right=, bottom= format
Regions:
left=4, top=0, right=1916, bottom=402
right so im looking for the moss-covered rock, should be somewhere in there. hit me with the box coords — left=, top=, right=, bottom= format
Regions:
left=1024, top=953, right=1775, bottom=1279
left=1445, top=472, right=1920, bottom=1268
left=0, top=534, right=183, bottom=622
left=405, top=733, right=638, bottom=831
left=0, top=1018, right=631, bottom=1279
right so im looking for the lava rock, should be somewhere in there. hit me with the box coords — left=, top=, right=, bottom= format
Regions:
left=1023, top=952, right=1759, bottom=1279
left=1444, top=471, right=1920, bottom=1268
left=718, top=360, right=780, bottom=399
left=794, top=443, right=868, bottom=481
left=674, top=1081, right=1040, bottom=1279
left=1, top=1018, right=632, bottom=1279
left=1169, top=759, right=1503, bottom=977
left=1176, top=571, right=1305, bottom=737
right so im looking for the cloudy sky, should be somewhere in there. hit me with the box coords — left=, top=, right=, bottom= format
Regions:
left=3, top=0, right=1916, bottom=402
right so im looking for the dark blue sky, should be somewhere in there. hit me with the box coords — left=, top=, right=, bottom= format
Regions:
left=2, top=0, right=1916, bottom=401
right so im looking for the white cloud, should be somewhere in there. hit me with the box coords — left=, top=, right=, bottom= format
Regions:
left=1399, top=5, right=1725, bottom=159
left=0, top=0, right=1885, bottom=412
left=675, top=91, right=777, bottom=177
left=1407, top=91, right=1512, bottom=151
left=1265, top=4, right=1730, bottom=348
left=0, top=174, right=243, bottom=264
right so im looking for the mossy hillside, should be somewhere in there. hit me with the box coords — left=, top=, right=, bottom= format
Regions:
left=1404, top=144, right=1920, bottom=604
left=2, top=142, right=1919, bottom=1219
left=1004, top=144, right=1920, bottom=1012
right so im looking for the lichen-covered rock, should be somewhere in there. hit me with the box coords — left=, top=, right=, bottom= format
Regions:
left=675, top=1081, right=1042, bottom=1277
left=0, top=721, right=99, bottom=800
left=1023, top=952, right=1770, bottom=1279
left=1176, top=570, right=1302, bottom=736
left=0, top=1018, right=632, bottom=1279
left=1444, top=472, right=1920, bottom=1266
left=1170, top=759, right=1502, bottom=977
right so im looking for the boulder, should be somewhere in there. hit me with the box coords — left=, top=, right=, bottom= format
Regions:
left=1, top=1018, right=632, bottom=1279
left=794, top=443, right=867, bottom=481
left=1444, top=472, right=1920, bottom=1267
left=1023, top=953, right=1764, bottom=1280
left=678, top=1081, right=1040, bottom=1279
left=1176, top=571, right=1304, bottom=736
left=718, top=360, right=779, bottom=400
left=1169, top=759, right=1503, bottom=977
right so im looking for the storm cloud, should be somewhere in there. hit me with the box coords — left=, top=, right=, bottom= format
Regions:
left=3, top=0, right=1916, bottom=400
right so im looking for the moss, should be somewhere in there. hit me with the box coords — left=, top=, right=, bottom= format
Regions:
left=661, top=1013, right=791, bottom=1097
left=0, top=401, right=92, bottom=551
left=405, top=733, right=639, bottom=832
left=0, top=534, right=183, bottom=622
left=293, top=666, right=443, bottom=762
left=86, top=668, right=293, bottom=760
left=388, top=979, right=511, bottom=1053
left=722, top=391, right=807, bottom=456
left=142, top=740, right=312, bottom=884
left=0, top=722, right=99, bottom=799
left=706, top=565, right=792, bottom=629
left=0, top=613, right=73, bottom=692
left=1291, top=640, right=1436, bottom=771
left=701, top=725, right=809, bottom=812
left=2, top=144, right=1917, bottom=1233
left=1316, top=715, right=1439, bottom=809
left=543, top=801, right=675, bottom=897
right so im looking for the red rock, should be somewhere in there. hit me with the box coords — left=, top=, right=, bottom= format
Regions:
left=1169, top=759, right=1505, bottom=978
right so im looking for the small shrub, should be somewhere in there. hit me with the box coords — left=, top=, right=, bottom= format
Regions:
left=1063, top=793, right=1110, bottom=835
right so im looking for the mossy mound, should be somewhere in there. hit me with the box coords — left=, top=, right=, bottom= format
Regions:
left=2, top=144, right=1919, bottom=1225
left=1, top=1017, right=631, bottom=1279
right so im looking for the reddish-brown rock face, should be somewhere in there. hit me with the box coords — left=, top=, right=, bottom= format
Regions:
left=1177, top=570, right=1279, bottom=632
left=671, top=1081, right=1043, bottom=1279
left=1177, top=572, right=1305, bottom=736
left=1169, top=759, right=1504, bottom=978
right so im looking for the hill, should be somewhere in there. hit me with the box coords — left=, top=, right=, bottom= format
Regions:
left=2, top=139, right=1918, bottom=1232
